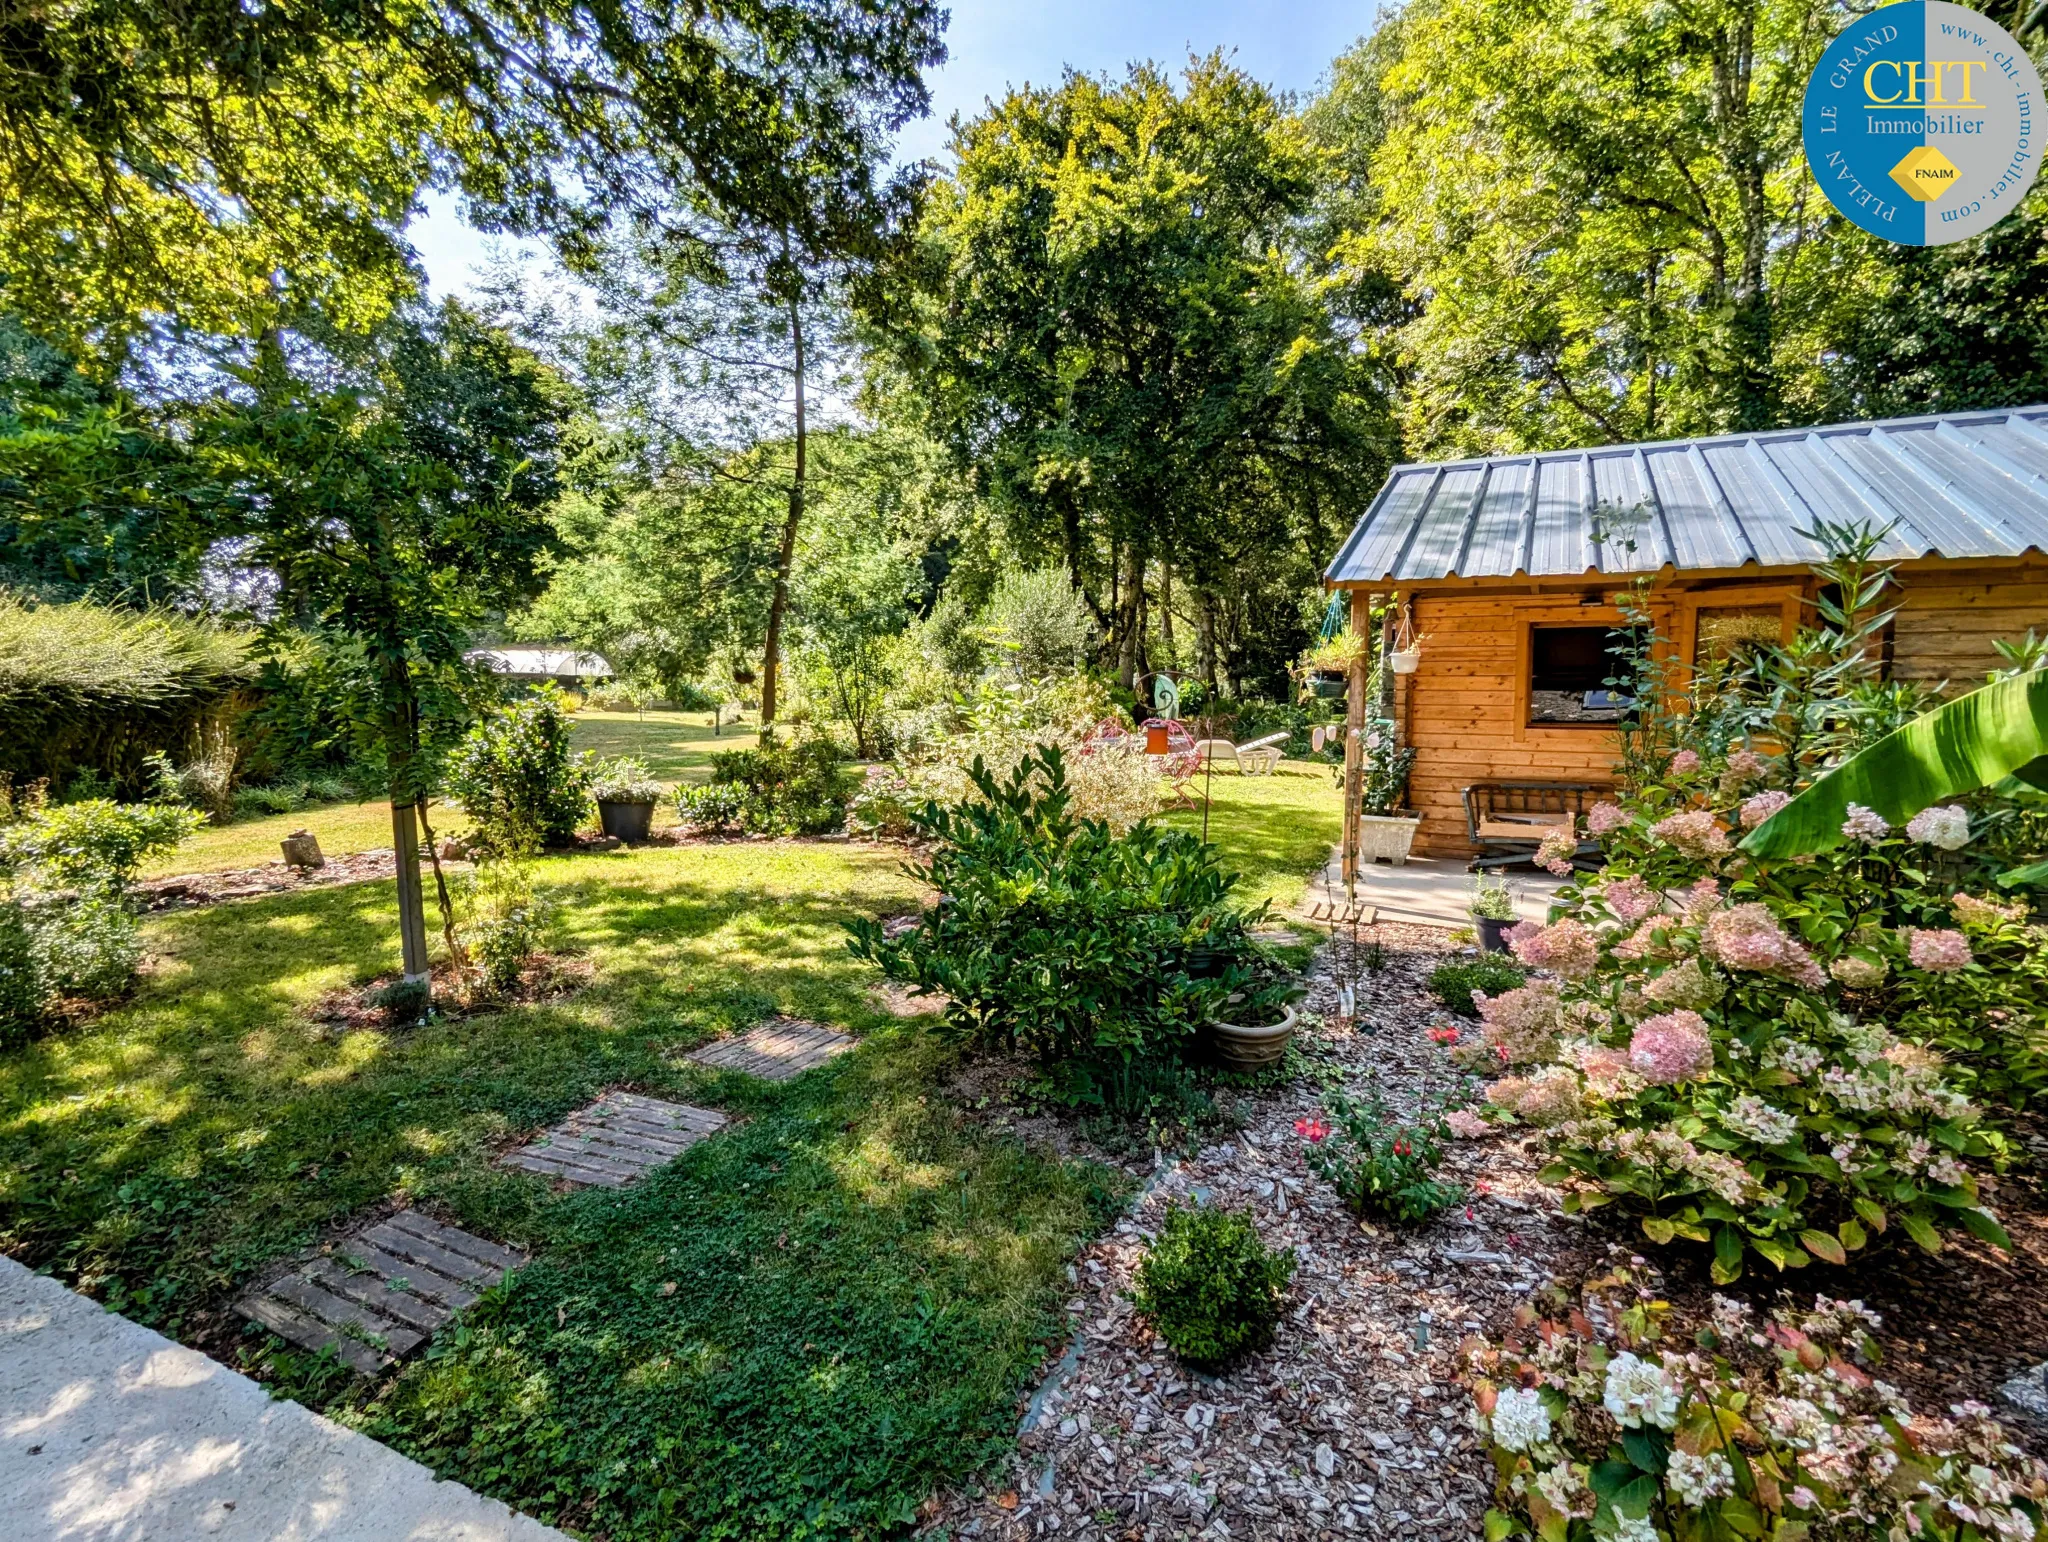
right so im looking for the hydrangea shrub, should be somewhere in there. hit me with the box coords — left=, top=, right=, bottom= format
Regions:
left=1467, top=1274, right=2048, bottom=1542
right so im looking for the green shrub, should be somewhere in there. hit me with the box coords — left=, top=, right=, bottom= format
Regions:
left=1, top=798, right=204, bottom=889
left=702, top=737, right=853, bottom=836
left=1297, top=1085, right=1464, bottom=1223
left=848, top=745, right=1265, bottom=1106
left=588, top=755, right=662, bottom=803
left=0, top=796, right=200, bottom=1040
left=1427, top=954, right=1529, bottom=1017
left=369, top=975, right=431, bottom=1024
left=445, top=688, right=591, bottom=856
left=1130, top=1203, right=1294, bottom=1368
left=674, top=782, right=746, bottom=834
left=232, top=780, right=308, bottom=818
left=458, top=860, right=551, bottom=996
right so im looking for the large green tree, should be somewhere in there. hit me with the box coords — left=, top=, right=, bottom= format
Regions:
left=202, top=301, right=573, bottom=983
left=866, top=57, right=1393, bottom=697
left=1339, top=0, right=2048, bottom=456
left=0, top=0, right=945, bottom=358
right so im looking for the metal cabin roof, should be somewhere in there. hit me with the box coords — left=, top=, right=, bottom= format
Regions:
left=1324, top=404, right=2048, bottom=586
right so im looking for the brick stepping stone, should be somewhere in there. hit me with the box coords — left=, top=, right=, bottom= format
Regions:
left=498, top=1090, right=728, bottom=1189
left=686, top=1017, right=855, bottom=1082
left=236, top=1211, right=526, bottom=1375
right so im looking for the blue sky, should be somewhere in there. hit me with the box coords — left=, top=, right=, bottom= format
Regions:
left=406, top=0, right=1382, bottom=298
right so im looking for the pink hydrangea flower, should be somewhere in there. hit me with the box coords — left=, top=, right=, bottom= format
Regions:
left=1603, top=874, right=1661, bottom=925
left=1905, top=804, right=1971, bottom=851
left=1669, top=749, right=1701, bottom=776
left=1906, top=928, right=1971, bottom=973
left=1585, top=801, right=1630, bottom=836
left=1951, top=892, right=2022, bottom=928
left=1681, top=877, right=1722, bottom=917
left=1649, top=808, right=1730, bottom=859
left=1628, top=1010, right=1715, bottom=1085
left=1446, top=1109, right=1491, bottom=1139
left=1841, top=804, right=1890, bottom=845
left=1508, top=918, right=1600, bottom=979
left=1535, top=822, right=1579, bottom=877
left=1829, top=954, right=1888, bottom=989
left=1739, top=789, right=1791, bottom=829
left=1475, top=981, right=1564, bottom=1065
left=1724, top=749, right=1768, bottom=786
left=1566, top=1041, right=1639, bottom=1098
left=1702, top=904, right=1824, bottom=988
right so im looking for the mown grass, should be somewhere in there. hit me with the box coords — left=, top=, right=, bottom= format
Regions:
left=1163, top=759, right=1342, bottom=913
left=145, top=710, right=744, bottom=877
left=0, top=836, right=1115, bottom=1535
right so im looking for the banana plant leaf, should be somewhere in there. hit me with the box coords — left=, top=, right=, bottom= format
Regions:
left=1741, top=671, right=2048, bottom=859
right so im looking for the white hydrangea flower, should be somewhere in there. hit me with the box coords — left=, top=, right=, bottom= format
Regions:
left=1667, top=1448, right=1736, bottom=1505
left=1723, top=1094, right=1800, bottom=1146
left=1610, top=1511, right=1662, bottom=1542
left=1906, top=804, right=1971, bottom=851
left=1603, top=1351, right=1680, bottom=1430
left=1489, top=1386, right=1552, bottom=1453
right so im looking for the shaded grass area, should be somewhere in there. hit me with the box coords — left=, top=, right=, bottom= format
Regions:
left=1164, top=760, right=1342, bottom=913
left=354, top=1034, right=1116, bottom=1539
left=0, top=837, right=1115, bottom=1535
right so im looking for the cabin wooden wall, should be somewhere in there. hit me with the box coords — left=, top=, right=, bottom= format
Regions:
left=1889, top=564, right=2048, bottom=684
left=1393, top=592, right=1631, bottom=858
left=1381, top=558, right=2046, bottom=861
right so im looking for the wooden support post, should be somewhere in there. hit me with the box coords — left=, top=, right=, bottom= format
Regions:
left=389, top=801, right=431, bottom=985
left=1340, top=589, right=1368, bottom=901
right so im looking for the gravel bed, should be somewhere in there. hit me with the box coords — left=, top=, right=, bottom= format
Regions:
left=922, top=924, right=1609, bottom=1542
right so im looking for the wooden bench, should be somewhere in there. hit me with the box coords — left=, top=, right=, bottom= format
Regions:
left=1461, top=782, right=1608, bottom=872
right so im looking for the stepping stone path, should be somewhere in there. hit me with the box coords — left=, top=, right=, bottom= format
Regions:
left=235, top=1211, right=527, bottom=1375
left=686, top=1017, right=855, bottom=1082
left=498, top=1090, right=728, bottom=1189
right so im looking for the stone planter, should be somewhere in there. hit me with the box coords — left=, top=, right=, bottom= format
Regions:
left=597, top=798, right=656, bottom=843
left=1356, top=812, right=1421, bottom=866
left=1476, top=915, right=1517, bottom=953
left=1205, top=1003, right=1297, bottom=1072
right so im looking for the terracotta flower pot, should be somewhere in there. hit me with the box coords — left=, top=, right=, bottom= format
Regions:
left=1144, top=722, right=1171, bottom=754
left=1206, top=1003, right=1298, bottom=1071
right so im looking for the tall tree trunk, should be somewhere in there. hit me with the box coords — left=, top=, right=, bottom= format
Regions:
left=760, top=282, right=806, bottom=731
left=1198, top=589, right=1219, bottom=699
left=1159, top=559, right=1176, bottom=664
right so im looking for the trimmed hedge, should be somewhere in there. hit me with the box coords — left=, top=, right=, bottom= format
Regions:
left=0, top=594, right=255, bottom=791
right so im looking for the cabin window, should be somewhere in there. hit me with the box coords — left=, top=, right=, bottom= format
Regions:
left=1528, top=624, right=1638, bottom=725
left=1693, top=605, right=1782, bottom=665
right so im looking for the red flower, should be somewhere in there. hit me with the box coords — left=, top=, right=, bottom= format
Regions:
left=1294, top=1117, right=1331, bottom=1143
left=1428, top=1026, right=1460, bottom=1046
left=1494, top=1043, right=1512, bottom=1065
left=1393, top=1139, right=1410, bottom=1156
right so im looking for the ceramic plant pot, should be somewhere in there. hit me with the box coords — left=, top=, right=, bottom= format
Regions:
left=1356, top=812, right=1421, bottom=866
left=1476, top=915, right=1516, bottom=953
left=597, top=798, right=656, bottom=843
left=1206, top=1003, right=1298, bottom=1071
left=1388, top=650, right=1421, bottom=675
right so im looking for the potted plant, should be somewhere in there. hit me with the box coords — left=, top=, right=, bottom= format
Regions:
left=1206, top=974, right=1307, bottom=1071
left=1470, top=872, right=1519, bottom=952
left=1355, top=720, right=1422, bottom=865
left=1386, top=609, right=1423, bottom=674
left=591, top=755, right=662, bottom=843
left=1298, top=629, right=1367, bottom=699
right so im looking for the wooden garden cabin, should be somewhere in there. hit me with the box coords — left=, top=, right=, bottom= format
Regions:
left=1324, top=404, right=2048, bottom=863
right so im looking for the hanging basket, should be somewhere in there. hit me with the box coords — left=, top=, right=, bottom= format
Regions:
left=1308, top=671, right=1348, bottom=699
left=1387, top=649, right=1421, bottom=675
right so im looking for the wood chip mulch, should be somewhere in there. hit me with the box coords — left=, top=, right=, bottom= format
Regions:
left=918, top=922, right=2048, bottom=1542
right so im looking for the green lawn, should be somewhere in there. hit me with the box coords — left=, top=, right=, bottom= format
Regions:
left=0, top=838, right=1110, bottom=1537
left=1163, top=759, right=1342, bottom=913
left=146, top=709, right=750, bottom=878
left=2, top=759, right=1343, bottom=1536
